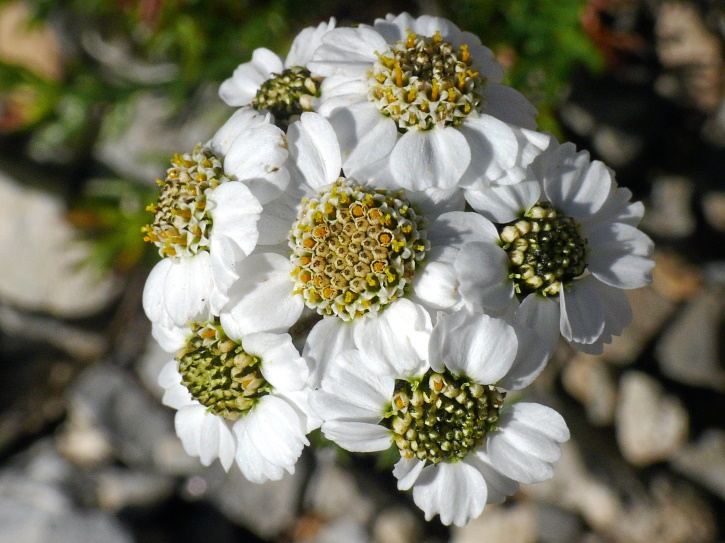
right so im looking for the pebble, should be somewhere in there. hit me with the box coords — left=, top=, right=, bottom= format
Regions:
left=372, top=506, right=421, bottom=543
left=656, top=289, right=725, bottom=391
left=671, top=429, right=725, bottom=500
left=562, top=354, right=617, bottom=425
left=639, top=176, right=696, bottom=238
left=616, top=371, right=689, bottom=466
left=0, top=170, right=119, bottom=318
left=450, top=503, right=538, bottom=543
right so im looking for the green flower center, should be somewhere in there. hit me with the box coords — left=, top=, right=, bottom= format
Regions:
left=500, top=203, right=589, bottom=296
left=382, top=369, right=505, bottom=464
left=252, top=66, right=321, bottom=128
left=177, top=320, right=270, bottom=420
left=367, top=31, right=484, bottom=131
left=289, top=178, right=429, bottom=321
left=143, top=145, right=230, bottom=259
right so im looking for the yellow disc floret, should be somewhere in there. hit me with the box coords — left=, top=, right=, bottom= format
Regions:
left=289, top=178, right=429, bottom=320
left=367, top=31, right=485, bottom=131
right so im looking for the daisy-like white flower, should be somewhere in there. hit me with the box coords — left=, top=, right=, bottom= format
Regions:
left=307, top=12, right=538, bottom=191
left=452, top=139, right=655, bottom=354
left=219, top=18, right=336, bottom=128
left=311, top=309, right=569, bottom=526
left=157, top=318, right=319, bottom=482
left=142, top=107, right=288, bottom=330
left=219, top=112, right=527, bottom=384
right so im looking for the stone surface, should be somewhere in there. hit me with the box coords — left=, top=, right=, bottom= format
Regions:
left=616, top=371, right=689, bottom=466
left=208, top=462, right=308, bottom=539
left=0, top=170, right=119, bottom=318
left=562, top=354, right=618, bottom=425
left=639, top=176, right=696, bottom=238
left=372, top=506, right=422, bottom=543
left=450, top=503, right=538, bottom=543
left=96, top=468, right=174, bottom=511
left=657, top=289, right=725, bottom=391
left=535, top=503, right=583, bottom=543
left=671, top=429, right=725, bottom=500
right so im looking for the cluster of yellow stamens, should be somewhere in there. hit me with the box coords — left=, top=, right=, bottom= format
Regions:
left=143, top=145, right=230, bottom=258
left=367, top=30, right=484, bottom=131
left=382, top=369, right=505, bottom=464
left=177, top=320, right=270, bottom=421
left=289, top=179, right=429, bottom=320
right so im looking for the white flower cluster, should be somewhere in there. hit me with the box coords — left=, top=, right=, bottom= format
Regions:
left=142, top=13, right=654, bottom=526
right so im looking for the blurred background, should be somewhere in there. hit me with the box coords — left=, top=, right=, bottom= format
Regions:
left=0, top=0, right=723, bottom=541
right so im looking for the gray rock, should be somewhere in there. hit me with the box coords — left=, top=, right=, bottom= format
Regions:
left=372, top=506, right=422, bottom=543
left=562, top=354, right=617, bottom=425
left=616, top=371, right=689, bottom=466
left=450, top=503, right=538, bottom=543
left=535, top=503, right=583, bottom=543
left=96, top=467, right=174, bottom=511
left=208, top=461, right=308, bottom=539
left=68, top=363, right=175, bottom=468
left=657, top=289, right=725, bottom=391
left=671, top=429, right=725, bottom=500
left=639, top=175, right=696, bottom=238
left=0, top=169, right=119, bottom=318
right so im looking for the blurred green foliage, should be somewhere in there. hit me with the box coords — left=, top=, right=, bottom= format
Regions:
left=0, top=0, right=602, bottom=273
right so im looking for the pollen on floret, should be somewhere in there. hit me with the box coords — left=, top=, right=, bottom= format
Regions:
left=289, top=178, right=429, bottom=321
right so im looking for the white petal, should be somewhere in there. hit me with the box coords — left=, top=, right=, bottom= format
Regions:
left=559, top=281, right=605, bottom=344
left=282, top=389, right=322, bottom=434
left=198, top=412, right=234, bottom=468
left=428, top=211, right=499, bottom=249
left=243, top=333, right=308, bottom=392
left=223, top=123, right=289, bottom=204
left=568, top=275, right=633, bottom=354
left=406, top=186, right=466, bottom=221
left=220, top=253, right=303, bottom=337
left=458, top=115, right=518, bottom=181
left=393, top=457, right=425, bottom=490
left=143, top=259, right=173, bottom=325
left=390, top=127, right=471, bottom=190
left=246, top=395, right=307, bottom=476
left=372, top=12, right=415, bottom=43
left=175, top=404, right=207, bottom=458
left=315, top=349, right=396, bottom=419
left=163, top=253, right=214, bottom=326
left=316, top=75, right=369, bottom=117
left=412, top=248, right=461, bottom=310
left=303, top=317, right=357, bottom=386
left=287, top=112, right=341, bottom=190
left=455, top=241, right=515, bottom=312
left=321, top=420, right=392, bottom=452
left=513, top=294, right=560, bottom=360
left=412, top=462, right=487, bottom=526
left=207, top=236, right=239, bottom=314
left=465, top=180, right=541, bottom=223
left=586, top=222, right=654, bottom=289
left=487, top=403, right=569, bottom=485
left=308, top=26, right=387, bottom=77
left=353, top=299, right=432, bottom=374
left=430, top=310, right=517, bottom=384
left=328, top=101, right=397, bottom=177
left=159, top=360, right=194, bottom=409
left=467, top=451, right=520, bottom=504
left=497, top=317, right=551, bottom=391
left=483, top=83, right=538, bottom=129
left=285, top=18, right=337, bottom=69
left=151, top=321, right=188, bottom=353
left=233, top=415, right=285, bottom=483
left=209, top=107, right=270, bottom=157
left=218, top=48, right=283, bottom=106
left=543, top=143, right=612, bottom=219
left=256, top=193, right=299, bottom=246
left=208, top=182, right=262, bottom=256
left=412, top=15, right=461, bottom=38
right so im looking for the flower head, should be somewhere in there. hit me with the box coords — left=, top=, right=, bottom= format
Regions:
left=158, top=318, right=319, bottom=482
left=311, top=309, right=568, bottom=526
left=308, top=13, right=538, bottom=190
left=456, top=139, right=655, bottom=354
left=220, top=18, right=336, bottom=128
left=142, top=108, right=288, bottom=330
